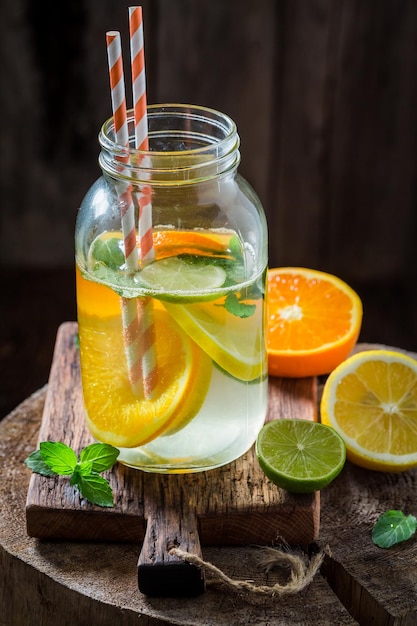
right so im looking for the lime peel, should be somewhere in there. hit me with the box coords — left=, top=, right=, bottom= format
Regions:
left=256, top=418, right=346, bottom=493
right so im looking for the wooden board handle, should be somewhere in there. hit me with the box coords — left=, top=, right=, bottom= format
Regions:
left=137, top=479, right=205, bottom=596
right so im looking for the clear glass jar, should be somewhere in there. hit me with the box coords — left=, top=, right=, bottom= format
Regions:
left=75, top=104, right=268, bottom=473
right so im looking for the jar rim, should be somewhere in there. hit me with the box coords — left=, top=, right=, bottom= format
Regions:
left=99, top=103, right=238, bottom=160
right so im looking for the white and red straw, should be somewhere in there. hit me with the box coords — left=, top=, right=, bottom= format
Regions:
left=129, top=6, right=149, bottom=152
left=129, top=6, right=157, bottom=398
left=129, top=6, right=155, bottom=266
left=106, top=30, right=143, bottom=394
left=106, top=9, right=157, bottom=399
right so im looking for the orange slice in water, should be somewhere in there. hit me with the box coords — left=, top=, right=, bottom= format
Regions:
left=267, top=267, right=363, bottom=377
left=78, top=299, right=212, bottom=448
left=152, top=229, right=233, bottom=259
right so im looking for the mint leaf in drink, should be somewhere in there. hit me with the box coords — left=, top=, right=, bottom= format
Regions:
left=91, top=236, right=125, bottom=269
left=224, top=293, right=256, bottom=318
left=79, top=442, right=120, bottom=473
left=73, top=473, right=115, bottom=508
left=25, top=442, right=120, bottom=508
left=372, top=510, right=417, bottom=548
left=228, top=235, right=243, bottom=261
left=39, top=441, right=77, bottom=475
left=25, top=450, right=57, bottom=477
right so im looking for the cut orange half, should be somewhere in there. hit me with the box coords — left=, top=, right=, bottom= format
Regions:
left=267, top=267, right=363, bottom=378
left=320, top=350, right=417, bottom=472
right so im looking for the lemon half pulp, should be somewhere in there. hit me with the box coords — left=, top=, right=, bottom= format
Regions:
left=320, top=349, right=417, bottom=472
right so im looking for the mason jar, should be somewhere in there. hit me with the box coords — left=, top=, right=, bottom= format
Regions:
left=75, top=104, right=268, bottom=473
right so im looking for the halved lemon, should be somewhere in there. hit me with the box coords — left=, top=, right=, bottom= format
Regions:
left=267, top=267, right=363, bottom=378
left=78, top=306, right=212, bottom=448
left=320, top=350, right=417, bottom=472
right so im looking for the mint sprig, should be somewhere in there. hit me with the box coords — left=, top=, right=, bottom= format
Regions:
left=25, top=441, right=120, bottom=507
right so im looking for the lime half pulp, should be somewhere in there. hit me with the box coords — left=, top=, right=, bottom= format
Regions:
left=256, top=418, right=346, bottom=493
left=139, top=257, right=227, bottom=303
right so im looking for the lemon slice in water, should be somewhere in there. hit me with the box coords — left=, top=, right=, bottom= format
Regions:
left=162, top=299, right=265, bottom=382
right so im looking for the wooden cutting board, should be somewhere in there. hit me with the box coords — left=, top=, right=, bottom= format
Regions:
left=26, top=322, right=320, bottom=596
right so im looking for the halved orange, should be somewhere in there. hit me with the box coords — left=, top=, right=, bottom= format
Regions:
left=267, top=267, right=363, bottom=378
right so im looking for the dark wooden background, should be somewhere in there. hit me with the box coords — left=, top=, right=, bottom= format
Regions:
left=1, top=0, right=417, bottom=417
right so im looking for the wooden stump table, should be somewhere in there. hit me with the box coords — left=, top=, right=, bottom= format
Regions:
left=1, top=335, right=417, bottom=625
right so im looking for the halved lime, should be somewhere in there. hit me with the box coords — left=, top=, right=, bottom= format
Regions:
left=139, top=257, right=227, bottom=303
left=256, top=419, right=346, bottom=493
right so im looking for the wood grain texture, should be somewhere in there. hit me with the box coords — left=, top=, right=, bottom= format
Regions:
left=26, top=322, right=320, bottom=550
left=316, top=343, right=417, bottom=625
left=2, top=388, right=356, bottom=625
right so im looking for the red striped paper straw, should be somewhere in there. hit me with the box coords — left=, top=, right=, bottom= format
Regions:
left=129, top=6, right=155, bottom=264
left=129, top=6, right=157, bottom=398
left=106, top=30, right=142, bottom=394
left=129, top=6, right=149, bottom=151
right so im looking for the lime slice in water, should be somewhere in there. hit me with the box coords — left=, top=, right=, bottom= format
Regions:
left=139, top=257, right=227, bottom=303
left=256, top=419, right=346, bottom=493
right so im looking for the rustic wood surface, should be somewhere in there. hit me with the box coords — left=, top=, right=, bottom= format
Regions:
left=2, top=388, right=355, bottom=626
left=26, top=323, right=319, bottom=552
left=2, top=342, right=417, bottom=623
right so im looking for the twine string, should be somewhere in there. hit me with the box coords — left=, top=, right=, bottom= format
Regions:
left=169, top=545, right=331, bottom=598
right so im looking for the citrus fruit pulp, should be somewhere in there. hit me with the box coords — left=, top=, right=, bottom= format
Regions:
left=162, top=295, right=266, bottom=382
left=77, top=291, right=212, bottom=448
left=267, top=267, right=363, bottom=378
left=139, top=256, right=227, bottom=302
left=255, top=418, right=346, bottom=493
left=152, top=229, right=234, bottom=260
left=87, top=229, right=239, bottom=302
left=89, top=229, right=234, bottom=268
left=320, top=349, right=417, bottom=472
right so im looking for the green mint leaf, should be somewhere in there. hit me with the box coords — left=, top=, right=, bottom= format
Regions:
left=25, top=441, right=118, bottom=508
left=75, top=460, right=94, bottom=477
left=229, top=235, right=243, bottom=261
left=70, top=469, right=82, bottom=487
left=372, top=510, right=417, bottom=548
left=73, top=473, right=115, bottom=507
left=91, top=237, right=125, bottom=269
left=224, top=293, right=256, bottom=318
left=79, top=443, right=120, bottom=473
left=25, top=450, right=57, bottom=477
left=39, top=441, right=77, bottom=476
